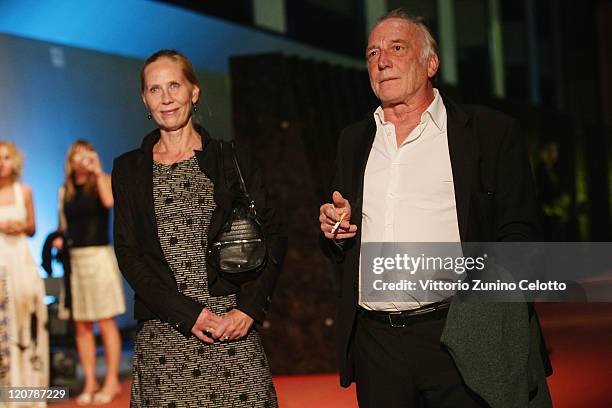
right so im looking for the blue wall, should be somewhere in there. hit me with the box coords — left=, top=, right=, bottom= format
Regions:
left=0, top=0, right=362, bottom=74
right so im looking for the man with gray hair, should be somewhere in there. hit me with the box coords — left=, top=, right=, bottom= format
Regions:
left=319, top=9, right=552, bottom=408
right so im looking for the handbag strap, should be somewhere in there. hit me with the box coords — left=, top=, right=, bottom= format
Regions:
left=229, top=141, right=251, bottom=202
left=225, top=142, right=259, bottom=217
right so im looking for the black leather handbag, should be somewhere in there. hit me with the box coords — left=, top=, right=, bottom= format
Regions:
left=209, top=142, right=267, bottom=285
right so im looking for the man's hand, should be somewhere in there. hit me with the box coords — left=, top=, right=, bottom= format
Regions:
left=212, top=309, right=254, bottom=342
left=319, top=191, right=357, bottom=240
left=191, top=308, right=222, bottom=344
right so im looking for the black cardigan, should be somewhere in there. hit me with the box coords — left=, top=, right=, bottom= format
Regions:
left=111, top=127, right=287, bottom=337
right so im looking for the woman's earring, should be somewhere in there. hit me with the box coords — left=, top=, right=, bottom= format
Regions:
left=192, top=102, right=198, bottom=113
left=147, top=112, right=152, bottom=120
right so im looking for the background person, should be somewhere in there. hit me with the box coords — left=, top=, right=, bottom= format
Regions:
left=52, top=140, right=125, bottom=405
left=0, top=141, right=48, bottom=407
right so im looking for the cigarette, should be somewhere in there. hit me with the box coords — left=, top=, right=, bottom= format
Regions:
left=331, top=212, right=347, bottom=235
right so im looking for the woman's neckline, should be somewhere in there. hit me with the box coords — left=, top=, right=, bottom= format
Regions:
left=0, top=182, right=17, bottom=208
left=153, top=154, right=196, bottom=167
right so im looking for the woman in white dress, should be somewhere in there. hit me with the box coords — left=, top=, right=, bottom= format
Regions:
left=0, top=141, right=48, bottom=407
left=52, top=140, right=125, bottom=405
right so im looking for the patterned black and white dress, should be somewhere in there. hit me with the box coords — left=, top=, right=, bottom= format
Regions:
left=130, top=156, right=277, bottom=408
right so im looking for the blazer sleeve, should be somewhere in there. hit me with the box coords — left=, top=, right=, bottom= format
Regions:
left=232, top=147, right=288, bottom=323
left=320, top=128, right=354, bottom=262
left=494, top=119, right=540, bottom=241
left=112, top=158, right=203, bottom=337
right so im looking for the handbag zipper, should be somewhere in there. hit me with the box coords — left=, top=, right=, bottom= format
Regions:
left=211, top=238, right=263, bottom=247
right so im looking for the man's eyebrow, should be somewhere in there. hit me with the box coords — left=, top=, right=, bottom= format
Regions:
left=366, top=39, right=409, bottom=52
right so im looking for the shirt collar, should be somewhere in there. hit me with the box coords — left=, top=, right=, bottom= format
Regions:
left=426, top=88, right=446, bottom=131
left=372, top=88, right=446, bottom=131
left=373, top=106, right=385, bottom=126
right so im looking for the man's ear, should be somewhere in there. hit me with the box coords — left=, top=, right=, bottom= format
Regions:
left=427, top=54, right=440, bottom=79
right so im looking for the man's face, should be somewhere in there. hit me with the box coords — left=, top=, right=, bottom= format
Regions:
left=366, top=18, right=438, bottom=106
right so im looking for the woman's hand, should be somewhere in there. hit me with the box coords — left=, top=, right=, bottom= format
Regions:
left=78, top=150, right=103, bottom=176
left=0, top=220, right=26, bottom=235
left=191, top=308, right=222, bottom=344
left=213, top=309, right=254, bottom=342
left=83, top=151, right=113, bottom=208
left=52, top=236, right=64, bottom=251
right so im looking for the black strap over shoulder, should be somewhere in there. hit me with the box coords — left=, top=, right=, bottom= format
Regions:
left=218, top=141, right=232, bottom=189
left=229, top=141, right=252, bottom=202
left=219, top=141, right=256, bottom=213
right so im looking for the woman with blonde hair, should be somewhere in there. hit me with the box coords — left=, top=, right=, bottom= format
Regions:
left=0, top=141, right=48, bottom=405
left=52, top=140, right=126, bottom=405
left=113, top=49, right=286, bottom=407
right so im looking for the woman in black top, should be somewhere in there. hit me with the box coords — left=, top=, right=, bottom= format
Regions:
left=112, top=50, right=286, bottom=407
left=53, top=140, right=125, bottom=405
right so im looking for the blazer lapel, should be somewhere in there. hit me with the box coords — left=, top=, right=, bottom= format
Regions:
left=443, top=95, right=474, bottom=242
left=135, top=129, right=159, bottom=232
left=140, top=152, right=157, bottom=227
left=353, top=118, right=376, bottom=227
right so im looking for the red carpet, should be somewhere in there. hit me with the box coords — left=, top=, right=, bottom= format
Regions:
left=51, top=304, right=612, bottom=407
left=537, top=303, right=612, bottom=408
left=51, top=374, right=357, bottom=407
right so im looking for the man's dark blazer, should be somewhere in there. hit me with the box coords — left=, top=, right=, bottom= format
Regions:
left=111, top=127, right=287, bottom=337
left=323, top=95, right=553, bottom=407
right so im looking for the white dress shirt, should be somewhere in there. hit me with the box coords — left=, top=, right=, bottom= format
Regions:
left=359, top=89, right=461, bottom=311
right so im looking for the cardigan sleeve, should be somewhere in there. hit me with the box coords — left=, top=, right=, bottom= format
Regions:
left=112, top=156, right=204, bottom=337
left=493, top=119, right=540, bottom=242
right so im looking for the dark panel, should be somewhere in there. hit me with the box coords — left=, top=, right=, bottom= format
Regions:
left=285, top=1, right=365, bottom=58
left=230, top=53, right=375, bottom=374
left=155, top=0, right=253, bottom=25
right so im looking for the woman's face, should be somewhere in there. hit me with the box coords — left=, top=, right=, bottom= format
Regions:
left=0, top=145, right=15, bottom=180
left=142, top=57, right=200, bottom=132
